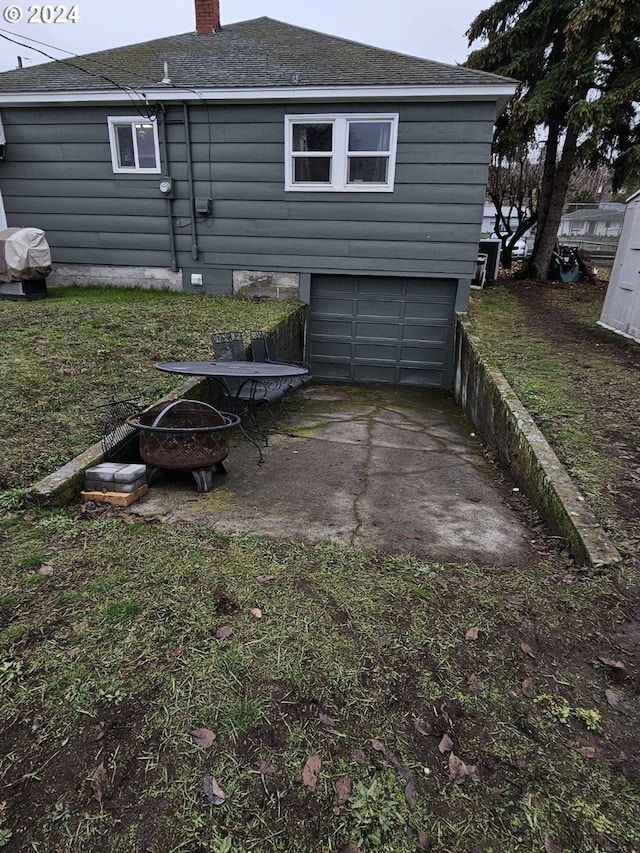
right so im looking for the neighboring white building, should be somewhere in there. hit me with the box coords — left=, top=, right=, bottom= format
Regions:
left=481, top=203, right=521, bottom=237
left=559, top=205, right=625, bottom=239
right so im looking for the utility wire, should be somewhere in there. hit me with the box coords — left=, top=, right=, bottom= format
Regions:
left=0, top=29, right=157, bottom=117
left=0, top=26, right=208, bottom=107
left=0, top=25, right=170, bottom=88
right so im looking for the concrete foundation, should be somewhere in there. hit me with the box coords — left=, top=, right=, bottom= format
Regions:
left=47, top=264, right=182, bottom=291
left=232, top=270, right=300, bottom=300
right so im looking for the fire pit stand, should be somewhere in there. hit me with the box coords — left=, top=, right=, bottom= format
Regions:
left=127, top=399, right=240, bottom=492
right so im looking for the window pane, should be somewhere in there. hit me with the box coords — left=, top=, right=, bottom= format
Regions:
left=348, top=122, right=391, bottom=152
left=294, top=157, right=331, bottom=182
left=135, top=123, right=157, bottom=169
left=115, top=125, right=135, bottom=168
left=293, top=124, right=332, bottom=152
left=348, top=156, right=389, bottom=184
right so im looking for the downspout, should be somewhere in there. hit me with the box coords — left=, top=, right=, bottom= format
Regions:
left=183, top=102, right=199, bottom=260
left=158, top=106, right=178, bottom=273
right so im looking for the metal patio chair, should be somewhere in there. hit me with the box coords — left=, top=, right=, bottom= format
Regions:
left=211, top=330, right=285, bottom=435
left=250, top=330, right=311, bottom=400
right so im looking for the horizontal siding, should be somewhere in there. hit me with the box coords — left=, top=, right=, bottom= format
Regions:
left=1, top=178, right=487, bottom=205
left=0, top=99, right=494, bottom=278
left=7, top=195, right=192, bottom=218
left=3, top=139, right=491, bottom=166
left=200, top=253, right=470, bottom=276
left=9, top=115, right=494, bottom=147
left=194, top=220, right=483, bottom=244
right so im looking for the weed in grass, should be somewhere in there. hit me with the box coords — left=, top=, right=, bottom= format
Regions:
left=56, top=590, right=83, bottom=608
left=99, top=599, right=142, bottom=624
left=97, top=686, right=127, bottom=706
left=18, top=551, right=47, bottom=570
left=88, top=570, right=128, bottom=594
left=33, top=509, right=80, bottom=538
left=0, top=659, right=22, bottom=689
left=342, top=773, right=408, bottom=851
left=0, top=800, right=11, bottom=848
left=222, top=698, right=262, bottom=737
left=0, top=488, right=27, bottom=513
left=574, top=707, right=602, bottom=732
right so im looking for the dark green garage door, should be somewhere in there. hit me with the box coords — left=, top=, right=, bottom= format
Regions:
left=308, top=274, right=458, bottom=387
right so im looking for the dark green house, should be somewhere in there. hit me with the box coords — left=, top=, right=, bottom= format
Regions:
left=0, top=1, right=515, bottom=387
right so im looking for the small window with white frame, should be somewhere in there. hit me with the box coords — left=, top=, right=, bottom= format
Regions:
left=107, top=116, right=161, bottom=174
left=285, top=114, right=398, bottom=192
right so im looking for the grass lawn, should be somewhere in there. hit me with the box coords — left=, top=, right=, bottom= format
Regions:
left=1, top=282, right=639, bottom=853
left=467, top=278, right=640, bottom=553
left=0, top=286, right=296, bottom=490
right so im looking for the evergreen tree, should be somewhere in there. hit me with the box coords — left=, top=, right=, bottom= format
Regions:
left=465, top=0, right=640, bottom=280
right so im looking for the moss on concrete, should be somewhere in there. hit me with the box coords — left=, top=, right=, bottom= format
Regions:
left=454, top=315, right=620, bottom=568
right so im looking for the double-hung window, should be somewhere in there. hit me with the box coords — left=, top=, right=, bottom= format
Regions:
left=107, top=116, right=161, bottom=174
left=285, top=114, right=398, bottom=191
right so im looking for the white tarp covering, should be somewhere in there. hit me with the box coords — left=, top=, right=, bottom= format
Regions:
left=0, top=227, right=52, bottom=283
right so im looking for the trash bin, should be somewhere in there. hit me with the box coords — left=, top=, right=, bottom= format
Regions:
left=471, top=253, right=488, bottom=289
left=479, top=239, right=501, bottom=283
left=0, top=227, right=52, bottom=300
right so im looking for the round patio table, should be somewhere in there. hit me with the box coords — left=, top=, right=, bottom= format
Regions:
left=155, top=361, right=308, bottom=379
left=155, top=361, right=309, bottom=462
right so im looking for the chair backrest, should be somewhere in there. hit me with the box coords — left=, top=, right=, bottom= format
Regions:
left=211, top=331, right=246, bottom=361
left=250, top=330, right=279, bottom=362
left=249, top=331, right=269, bottom=362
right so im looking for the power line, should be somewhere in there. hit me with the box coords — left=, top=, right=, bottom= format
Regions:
left=0, top=26, right=207, bottom=106
left=0, top=25, right=169, bottom=88
left=0, top=28, right=157, bottom=117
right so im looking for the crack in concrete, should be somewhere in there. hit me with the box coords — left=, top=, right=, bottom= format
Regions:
left=349, top=406, right=378, bottom=547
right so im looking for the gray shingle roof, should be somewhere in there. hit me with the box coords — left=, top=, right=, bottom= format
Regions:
left=0, top=17, right=515, bottom=93
left=562, top=208, right=624, bottom=222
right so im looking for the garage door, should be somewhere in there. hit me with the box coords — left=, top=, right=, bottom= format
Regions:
left=308, top=274, right=457, bottom=387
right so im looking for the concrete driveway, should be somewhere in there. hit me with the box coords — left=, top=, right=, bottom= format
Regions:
left=127, top=383, right=538, bottom=566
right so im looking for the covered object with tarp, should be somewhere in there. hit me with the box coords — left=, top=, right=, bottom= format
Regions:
left=0, top=226, right=51, bottom=299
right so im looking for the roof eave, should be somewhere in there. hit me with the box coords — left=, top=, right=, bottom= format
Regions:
left=0, top=83, right=517, bottom=110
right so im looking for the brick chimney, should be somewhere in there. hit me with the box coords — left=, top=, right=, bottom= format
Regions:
left=195, top=0, right=221, bottom=34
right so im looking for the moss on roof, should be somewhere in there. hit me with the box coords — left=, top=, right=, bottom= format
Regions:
left=0, top=16, right=515, bottom=94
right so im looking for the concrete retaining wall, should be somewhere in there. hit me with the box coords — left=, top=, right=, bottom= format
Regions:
left=454, top=315, right=620, bottom=568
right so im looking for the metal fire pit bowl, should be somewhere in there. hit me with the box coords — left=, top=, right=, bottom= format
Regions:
left=127, top=399, right=240, bottom=492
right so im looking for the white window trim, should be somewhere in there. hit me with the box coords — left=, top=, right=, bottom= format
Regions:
left=107, top=116, right=161, bottom=174
left=284, top=113, right=399, bottom=192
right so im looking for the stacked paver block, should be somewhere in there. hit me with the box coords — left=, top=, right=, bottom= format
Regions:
left=82, top=463, right=148, bottom=505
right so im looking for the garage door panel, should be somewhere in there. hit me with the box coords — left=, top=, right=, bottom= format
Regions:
left=354, top=321, right=400, bottom=339
left=312, top=339, right=353, bottom=358
left=353, top=364, right=397, bottom=383
left=358, top=278, right=404, bottom=296
left=314, top=277, right=357, bottom=295
left=356, top=299, right=403, bottom=318
left=404, top=301, right=454, bottom=320
left=400, top=344, right=448, bottom=363
left=406, top=279, right=456, bottom=298
left=313, top=297, right=356, bottom=315
left=317, top=360, right=352, bottom=380
left=400, top=325, right=450, bottom=343
left=309, top=274, right=457, bottom=388
left=312, top=321, right=354, bottom=338
left=399, top=366, right=446, bottom=385
left=353, top=342, right=401, bottom=361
